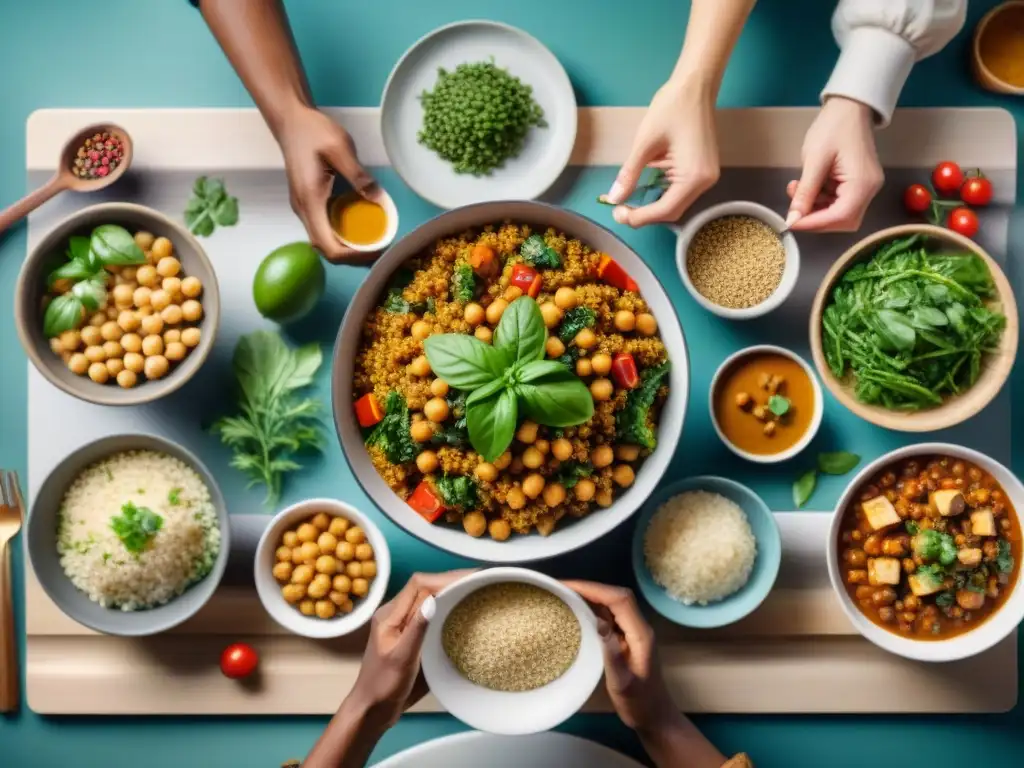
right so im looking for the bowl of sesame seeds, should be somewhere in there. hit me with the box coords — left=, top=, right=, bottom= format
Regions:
left=673, top=201, right=800, bottom=320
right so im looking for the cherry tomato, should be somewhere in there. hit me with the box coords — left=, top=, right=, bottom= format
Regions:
left=960, top=175, right=993, bottom=207
left=947, top=207, right=979, bottom=239
left=903, top=184, right=932, bottom=214
left=932, top=161, right=964, bottom=196
left=220, top=642, right=259, bottom=679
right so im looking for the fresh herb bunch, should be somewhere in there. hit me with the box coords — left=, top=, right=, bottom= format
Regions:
left=451, top=262, right=476, bottom=303
left=615, top=361, right=670, bottom=450
left=110, top=501, right=163, bottom=554
left=821, top=235, right=1005, bottom=410
left=43, top=224, right=148, bottom=338
left=418, top=59, right=546, bottom=176
left=792, top=451, right=861, bottom=508
left=366, top=391, right=418, bottom=464
left=520, top=234, right=561, bottom=269
left=212, top=331, right=324, bottom=505
left=424, top=297, right=593, bottom=462
left=185, top=176, right=239, bottom=237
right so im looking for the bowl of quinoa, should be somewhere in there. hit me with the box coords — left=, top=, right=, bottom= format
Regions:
left=333, top=201, right=688, bottom=563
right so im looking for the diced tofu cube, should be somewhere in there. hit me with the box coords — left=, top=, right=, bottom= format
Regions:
left=957, top=548, right=983, bottom=567
left=909, top=572, right=945, bottom=597
left=971, top=508, right=996, bottom=537
left=868, top=557, right=901, bottom=586
left=931, top=489, right=967, bottom=517
left=862, top=496, right=900, bottom=531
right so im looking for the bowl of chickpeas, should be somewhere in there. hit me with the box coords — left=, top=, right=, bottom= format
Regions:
left=15, top=202, right=220, bottom=406
left=254, top=498, right=391, bottom=638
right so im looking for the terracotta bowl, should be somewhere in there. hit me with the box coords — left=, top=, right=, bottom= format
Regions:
left=972, top=2, right=1024, bottom=96
left=809, top=224, right=1017, bottom=433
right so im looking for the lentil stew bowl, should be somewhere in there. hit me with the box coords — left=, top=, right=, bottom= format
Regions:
left=827, top=443, right=1024, bottom=662
left=333, top=201, right=688, bottom=563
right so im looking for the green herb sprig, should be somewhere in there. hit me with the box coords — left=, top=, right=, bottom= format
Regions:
left=597, top=169, right=670, bottom=207
left=792, top=451, right=861, bottom=508
left=185, top=176, right=239, bottom=237
left=110, top=502, right=163, bottom=554
left=520, top=234, right=561, bottom=269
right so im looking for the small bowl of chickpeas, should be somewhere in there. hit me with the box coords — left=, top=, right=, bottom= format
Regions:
left=15, top=202, right=220, bottom=406
left=254, top=497, right=391, bottom=639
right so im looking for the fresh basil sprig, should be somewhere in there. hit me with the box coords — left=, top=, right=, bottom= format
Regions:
left=424, top=297, right=594, bottom=462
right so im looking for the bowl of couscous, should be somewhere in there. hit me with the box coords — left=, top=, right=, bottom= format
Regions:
left=332, top=201, right=688, bottom=563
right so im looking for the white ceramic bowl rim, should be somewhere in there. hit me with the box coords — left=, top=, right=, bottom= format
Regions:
left=335, top=189, right=400, bottom=253
left=253, top=498, right=392, bottom=639
left=673, top=200, right=800, bottom=320
left=827, top=443, right=1024, bottom=662
left=708, top=344, right=824, bottom=464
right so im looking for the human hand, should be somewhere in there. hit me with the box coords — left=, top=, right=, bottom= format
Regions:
left=604, top=79, right=720, bottom=228
left=563, top=580, right=679, bottom=733
left=276, top=106, right=381, bottom=264
left=785, top=97, right=884, bottom=232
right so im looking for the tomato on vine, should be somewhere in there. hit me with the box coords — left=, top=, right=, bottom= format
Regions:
left=948, top=207, right=979, bottom=239
left=960, top=174, right=993, bottom=207
left=932, top=161, right=964, bottom=196
left=903, top=184, right=932, bottom=214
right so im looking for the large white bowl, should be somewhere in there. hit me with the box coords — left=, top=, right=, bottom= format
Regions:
left=332, top=201, right=688, bottom=563
left=420, top=567, right=603, bottom=735
left=254, top=498, right=392, bottom=639
left=827, top=443, right=1024, bottom=662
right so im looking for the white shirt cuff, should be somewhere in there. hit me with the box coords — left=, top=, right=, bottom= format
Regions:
left=821, top=26, right=916, bottom=128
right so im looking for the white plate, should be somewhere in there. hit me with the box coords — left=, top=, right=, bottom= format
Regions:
left=373, top=731, right=645, bottom=768
left=380, top=20, right=577, bottom=209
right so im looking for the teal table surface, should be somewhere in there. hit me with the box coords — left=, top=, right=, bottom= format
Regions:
left=2, top=1, right=1024, bottom=766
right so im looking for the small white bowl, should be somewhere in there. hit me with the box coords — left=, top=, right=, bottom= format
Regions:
left=673, top=201, right=799, bottom=320
left=254, top=498, right=391, bottom=639
left=332, top=189, right=400, bottom=253
left=421, top=567, right=603, bottom=735
left=828, top=444, right=1024, bottom=663
left=709, top=345, right=823, bottom=464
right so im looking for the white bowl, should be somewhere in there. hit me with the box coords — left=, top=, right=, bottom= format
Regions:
left=827, top=443, right=1024, bottom=662
left=421, top=568, right=603, bottom=735
left=673, top=201, right=799, bottom=320
left=254, top=498, right=392, bottom=639
left=708, top=344, right=823, bottom=464
left=333, top=189, right=400, bottom=253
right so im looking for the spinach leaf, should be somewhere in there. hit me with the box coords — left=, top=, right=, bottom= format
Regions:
left=435, top=474, right=478, bottom=509
left=382, top=269, right=415, bottom=313
left=615, top=361, right=670, bottom=449
left=519, top=234, right=561, bottom=268
left=185, top=176, right=240, bottom=237
left=424, top=334, right=507, bottom=390
left=109, top=502, right=163, bottom=554
left=558, top=306, right=597, bottom=343
left=431, top=391, right=469, bottom=446
left=466, top=387, right=518, bottom=463
left=451, top=262, right=475, bottom=303
left=43, top=294, right=84, bottom=338
left=793, top=469, right=817, bottom=508
left=516, top=369, right=594, bottom=427
left=996, top=539, right=1015, bottom=574
left=553, top=461, right=593, bottom=489
left=365, top=391, right=418, bottom=465
left=935, top=591, right=955, bottom=608
left=494, top=296, right=546, bottom=365
left=90, top=224, right=146, bottom=266
left=817, top=451, right=861, bottom=475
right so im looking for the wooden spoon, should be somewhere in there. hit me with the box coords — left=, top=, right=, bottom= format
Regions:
left=0, top=122, right=133, bottom=235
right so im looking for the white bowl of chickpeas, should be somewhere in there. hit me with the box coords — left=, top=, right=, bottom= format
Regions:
left=254, top=498, right=391, bottom=639
left=16, top=203, right=220, bottom=406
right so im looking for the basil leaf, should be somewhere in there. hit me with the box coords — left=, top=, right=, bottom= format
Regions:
left=90, top=224, right=146, bottom=266
left=793, top=469, right=817, bottom=508
left=212, top=195, right=239, bottom=226
left=71, top=277, right=108, bottom=311
left=424, top=334, right=506, bottom=391
left=467, top=387, right=517, bottom=463
left=466, top=377, right=507, bottom=406
left=767, top=395, right=790, bottom=417
left=48, top=258, right=99, bottom=287
left=68, top=235, right=91, bottom=263
left=516, top=369, right=594, bottom=427
left=43, top=294, right=84, bottom=338
left=494, top=296, right=546, bottom=364
left=817, top=451, right=861, bottom=475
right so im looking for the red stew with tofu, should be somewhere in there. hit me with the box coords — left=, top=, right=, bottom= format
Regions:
left=837, top=455, right=1020, bottom=640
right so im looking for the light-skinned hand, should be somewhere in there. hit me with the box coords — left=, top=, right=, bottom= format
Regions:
left=605, top=79, right=720, bottom=228
left=785, top=97, right=884, bottom=232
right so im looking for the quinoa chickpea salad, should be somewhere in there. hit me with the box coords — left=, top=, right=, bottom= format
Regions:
left=352, top=223, right=670, bottom=541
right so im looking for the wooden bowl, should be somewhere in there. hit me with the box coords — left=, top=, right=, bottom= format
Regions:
left=972, top=2, right=1024, bottom=96
left=809, top=224, right=1018, bottom=432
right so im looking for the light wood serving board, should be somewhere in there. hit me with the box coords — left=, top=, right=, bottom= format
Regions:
left=23, top=107, right=1018, bottom=715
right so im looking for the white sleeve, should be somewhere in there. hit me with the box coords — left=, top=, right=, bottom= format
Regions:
left=822, top=0, right=967, bottom=127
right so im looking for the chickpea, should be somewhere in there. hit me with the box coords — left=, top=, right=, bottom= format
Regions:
left=87, top=362, right=109, bottom=384
left=296, top=523, right=317, bottom=544
left=347, top=576, right=367, bottom=597
left=615, top=444, right=641, bottom=462
left=513, top=420, right=537, bottom=444
left=106, top=357, right=125, bottom=377
left=165, top=341, right=187, bottom=362
left=165, top=327, right=182, bottom=344
left=474, top=326, right=493, bottom=343
left=614, top=310, right=636, bottom=332
left=474, top=462, right=498, bottom=482
left=315, top=555, right=338, bottom=576
left=119, top=333, right=141, bottom=354
left=590, top=378, right=614, bottom=401
left=502, top=285, right=523, bottom=302
left=540, top=302, right=562, bottom=328
left=489, top=518, right=512, bottom=541
left=140, top=314, right=163, bottom=336
left=281, top=584, right=305, bottom=604
left=68, top=353, right=89, bottom=376
left=132, top=286, right=152, bottom=308
left=612, top=464, right=636, bottom=488
left=457, top=510, right=487, bottom=537
left=576, top=358, right=593, bottom=377
left=493, top=451, right=513, bottom=470
left=328, top=517, right=350, bottom=538
left=522, top=446, right=545, bottom=469
left=102, top=340, right=123, bottom=360
left=336, top=541, right=355, bottom=562
left=735, top=392, right=751, bottom=409
left=58, top=330, right=81, bottom=351
left=462, top=302, right=485, bottom=326
left=575, top=478, right=596, bottom=502
left=131, top=231, right=154, bottom=251
left=424, top=397, right=450, bottom=423
left=181, top=327, right=201, bottom=348
left=272, top=561, right=294, bottom=582
left=506, top=486, right=527, bottom=510
left=411, top=320, right=431, bottom=341
left=410, top=420, right=434, bottom=442
left=355, top=543, right=373, bottom=561
left=543, top=483, right=566, bottom=507
left=550, top=438, right=573, bottom=461
left=89, top=311, right=106, bottom=328
left=409, top=355, right=431, bottom=377
left=307, top=576, right=330, bottom=600
left=84, top=345, right=107, bottom=363
left=291, top=547, right=305, bottom=565
left=554, top=287, right=578, bottom=309
left=595, top=488, right=614, bottom=507
left=135, top=264, right=159, bottom=288
left=298, top=599, right=315, bottom=616
left=123, top=353, right=145, bottom=374
left=345, top=526, right=366, bottom=545
left=311, top=512, right=331, bottom=530
left=115, top=311, right=139, bottom=334
left=311, top=599, right=335, bottom=619
left=283, top=531, right=299, bottom=548
left=161, top=304, right=184, bottom=326
left=291, top=564, right=314, bottom=584
left=413, top=450, right=439, bottom=475
left=485, top=298, right=508, bottom=325
left=509, top=457, right=524, bottom=475
left=575, top=328, right=597, bottom=349
left=636, top=313, right=658, bottom=336
left=180, top=275, right=202, bottom=298
left=523, top=473, right=546, bottom=499
left=105, top=305, right=120, bottom=320
left=161, top=276, right=182, bottom=297
left=361, top=561, right=378, bottom=579
left=299, top=541, right=320, bottom=562
left=545, top=336, right=566, bottom=358
left=591, top=353, right=612, bottom=375
left=346, top=561, right=363, bottom=579
left=149, top=289, right=171, bottom=312
left=333, top=574, right=352, bottom=594
left=591, top=444, right=614, bottom=468
left=430, top=378, right=449, bottom=397
left=141, top=334, right=163, bottom=357
left=81, top=326, right=103, bottom=347
left=763, top=421, right=776, bottom=436
left=156, top=256, right=181, bottom=278
left=111, top=284, right=134, bottom=308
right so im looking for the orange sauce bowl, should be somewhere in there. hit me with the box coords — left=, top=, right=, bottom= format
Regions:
left=328, top=189, right=400, bottom=253
left=972, top=1, right=1024, bottom=96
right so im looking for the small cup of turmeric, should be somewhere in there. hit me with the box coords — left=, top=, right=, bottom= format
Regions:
left=328, top=188, right=400, bottom=253
left=973, top=2, right=1024, bottom=96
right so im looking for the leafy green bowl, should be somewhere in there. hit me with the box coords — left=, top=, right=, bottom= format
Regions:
left=808, top=224, right=1017, bottom=433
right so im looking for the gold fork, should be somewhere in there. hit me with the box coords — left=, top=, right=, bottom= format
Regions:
left=0, top=470, right=24, bottom=712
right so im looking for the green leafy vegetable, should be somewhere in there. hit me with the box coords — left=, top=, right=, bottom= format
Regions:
left=558, top=306, right=597, bottom=343
left=185, top=176, right=240, bottom=237
left=793, top=469, right=817, bottom=508
left=431, top=391, right=469, bottom=446
left=905, top=520, right=920, bottom=535
left=451, top=262, right=476, bottom=303
left=996, top=539, right=1015, bottom=574
left=43, top=294, right=85, bottom=338
left=935, top=591, right=955, bottom=608
left=767, top=394, right=790, bottom=417
left=915, top=563, right=948, bottom=592
left=366, top=391, right=418, bottom=465
left=494, top=296, right=546, bottom=364
left=520, top=234, right=561, bottom=268
left=913, top=529, right=958, bottom=566
left=71, top=276, right=108, bottom=311
left=424, top=334, right=508, bottom=390
left=90, top=224, right=146, bottom=266
left=553, top=461, right=593, bottom=489
left=615, top=361, right=670, bottom=449
left=818, top=451, right=861, bottom=475
left=48, top=255, right=99, bottom=286
left=109, top=502, right=163, bottom=554
left=466, top=387, right=518, bottom=463
left=168, top=488, right=182, bottom=506
left=211, top=331, right=324, bottom=505
left=516, top=369, right=594, bottom=427
left=597, top=168, right=670, bottom=207
left=435, top=474, right=478, bottom=510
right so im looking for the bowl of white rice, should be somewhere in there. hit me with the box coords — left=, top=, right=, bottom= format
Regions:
left=631, top=476, right=780, bottom=628
left=27, top=433, right=229, bottom=636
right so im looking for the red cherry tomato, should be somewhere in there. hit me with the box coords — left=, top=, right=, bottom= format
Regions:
left=903, top=184, right=932, bottom=214
left=947, top=207, right=979, bottom=239
left=932, top=162, right=964, bottom=196
left=960, top=175, right=993, bottom=207
left=220, top=642, right=259, bottom=679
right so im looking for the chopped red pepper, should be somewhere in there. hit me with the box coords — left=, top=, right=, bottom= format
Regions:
left=597, top=255, right=639, bottom=293
left=354, top=393, right=384, bottom=428
left=611, top=353, right=640, bottom=389
left=408, top=480, right=445, bottom=523
left=510, top=263, right=542, bottom=298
